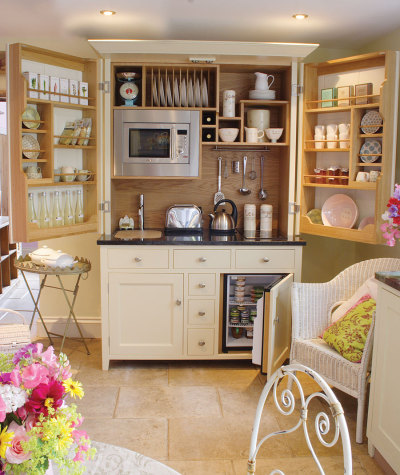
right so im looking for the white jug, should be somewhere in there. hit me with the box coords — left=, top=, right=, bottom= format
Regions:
left=245, top=127, right=264, bottom=143
left=254, top=72, right=274, bottom=91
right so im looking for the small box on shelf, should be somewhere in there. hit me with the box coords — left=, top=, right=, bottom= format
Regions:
left=50, top=77, right=60, bottom=102
left=202, top=111, right=216, bottom=125
left=79, top=82, right=89, bottom=105
left=69, top=79, right=79, bottom=104
left=23, top=72, right=38, bottom=99
left=60, top=78, right=69, bottom=103
left=337, top=86, right=353, bottom=106
left=39, top=74, right=49, bottom=100
left=355, top=83, right=373, bottom=105
left=321, top=88, right=337, bottom=108
left=202, top=128, right=216, bottom=143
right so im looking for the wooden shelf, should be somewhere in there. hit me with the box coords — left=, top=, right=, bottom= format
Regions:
left=28, top=180, right=97, bottom=187
left=240, top=100, right=289, bottom=107
left=28, top=98, right=95, bottom=110
left=219, top=116, right=242, bottom=120
left=21, top=128, right=48, bottom=134
left=53, top=144, right=96, bottom=150
left=22, top=158, right=48, bottom=163
left=203, top=142, right=288, bottom=146
left=360, top=133, right=383, bottom=138
left=27, top=220, right=98, bottom=241
left=356, top=162, right=382, bottom=167
left=26, top=178, right=53, bottom=185
left=112, top=106, right=216, bottom=111
left=305, top=148, right=350, bottom=152
left=303, top=182, right=376, bottom=190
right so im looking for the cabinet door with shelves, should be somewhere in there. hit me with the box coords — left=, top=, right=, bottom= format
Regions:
left=7, top=43, right=99, bottom=242
left=300, top=51, right=399, bottom=244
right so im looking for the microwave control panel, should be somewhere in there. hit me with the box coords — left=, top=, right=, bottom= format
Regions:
left=176, top=129, right=189, bottom=160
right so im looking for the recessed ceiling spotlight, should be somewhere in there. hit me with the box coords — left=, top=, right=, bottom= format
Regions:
left=292, top=13, right=308, bottom=20
left=100, top=10, right=116, bottom=16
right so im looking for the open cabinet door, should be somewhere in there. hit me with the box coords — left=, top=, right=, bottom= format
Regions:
left=260, top=273, right=293, bottom=375
left=294, top=62, right=304, bottom=237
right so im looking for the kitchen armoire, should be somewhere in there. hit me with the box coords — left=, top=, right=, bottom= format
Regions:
left=5, top=41, right=399, bottom=370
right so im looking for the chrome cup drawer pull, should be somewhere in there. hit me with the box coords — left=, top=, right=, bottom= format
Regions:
left=176, top=299, right=182, bottom=306
left=134, top=257, right=142, bottom=262
left=198, top=340, right=206, bottom=347
left=199, top=282, right=206, bottom=288
left=199, top=257, right=207, bottom=262
left=263, top=257, right=270, bottom=262
left=198, top=311, right=206, bottom=316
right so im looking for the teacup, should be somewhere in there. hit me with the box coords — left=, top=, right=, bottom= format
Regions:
left=315, top=125, right=326, bottom=137
left=314, top=135, right=325, bottom=149
left=327, top=123, right=338, bottom=135
left=76, top=170, right=92, bottom=182
left=245, top=127, right=264, bottom=143
left=54, top=168, right=61, bottom=182
left=61, top=166, right=77, bottom=182
left=356, top=171, right=369, bottom=182
left=26, top=165, right=41, bottom=175
left=369, top=170, right=380, bottom=182
left=338, top=123, right=350, bottom=135
left=27, top=172, right=42, bottom=180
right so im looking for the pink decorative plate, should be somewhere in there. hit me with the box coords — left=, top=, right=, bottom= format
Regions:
left=321, top=194, right=359, bottom=228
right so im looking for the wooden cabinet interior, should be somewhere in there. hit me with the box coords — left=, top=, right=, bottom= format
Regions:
left=300, top=51, right=398, bottom=244
left=110, top=60, right=292, bottom=238
left=0, top=218, right=17, bottom=295
left=8, top=44, right=98, bottom=243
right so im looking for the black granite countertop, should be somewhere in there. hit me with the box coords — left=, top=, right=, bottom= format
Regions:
left=97, top=229, right=306, bottom=246
left=375, top=271, right=400, bottom=292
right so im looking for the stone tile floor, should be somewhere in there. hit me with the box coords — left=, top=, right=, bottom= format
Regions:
left=32, top=337, right=385, bottom=475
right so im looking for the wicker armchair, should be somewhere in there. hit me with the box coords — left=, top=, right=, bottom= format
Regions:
left=290, top=258, right=400, bottom=443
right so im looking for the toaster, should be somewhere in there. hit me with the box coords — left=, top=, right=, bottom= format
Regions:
left=165, top=205, right=203, bottom=232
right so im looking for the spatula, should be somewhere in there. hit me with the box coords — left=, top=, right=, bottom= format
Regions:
left=214, top=157, right=225, bottom=205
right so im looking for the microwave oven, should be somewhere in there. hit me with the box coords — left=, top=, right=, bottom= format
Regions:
left=114, top=109, right=200, bottom=177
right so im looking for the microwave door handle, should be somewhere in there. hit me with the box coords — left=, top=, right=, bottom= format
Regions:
left=170, top=127, right=176, bottom=161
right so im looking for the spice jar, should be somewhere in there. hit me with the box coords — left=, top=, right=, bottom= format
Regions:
left=340, top=167, right=349, bottom=185
left=231, top=327, right=243, bottom=339
left=314, top=168, right=326, bottom=184
left=327, top=166, right=340, bottom=185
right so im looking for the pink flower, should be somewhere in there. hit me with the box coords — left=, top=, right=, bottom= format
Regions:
left=16, top=406, right=27, bottom=420
left=73, top=451, right=84, bottom=462
left=60, top=366, right=72, bottom=381
left=21, top=363, right=49, bottom=389
left=25, top=414, right=36, bottom=432
left=5, top=421, right=30, bottom=464
left=0, top=395, right=6, bottom=422
left=10, top=368, right=22, bottom=387
left=41, top=347, right=59, bottom=377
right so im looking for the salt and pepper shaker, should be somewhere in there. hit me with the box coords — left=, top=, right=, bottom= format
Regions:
left=223, top=90, right=236, bottom=117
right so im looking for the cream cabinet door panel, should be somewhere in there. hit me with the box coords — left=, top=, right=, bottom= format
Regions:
left=174, top=249, right=230, bottom=269
left=188, top=299, right=215, bottom=326
left=108, top=273, right=183, bottom=357
left=188, top=273, right=216, bottom=296
left=235, top=249, right=294, bottom=269
left=108, top=249, right=169, bottom=269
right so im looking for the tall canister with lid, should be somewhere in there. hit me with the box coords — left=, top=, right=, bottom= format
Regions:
left=244, top=204, right=256, bottom=238
left=260, top=204, right=273, bottom=238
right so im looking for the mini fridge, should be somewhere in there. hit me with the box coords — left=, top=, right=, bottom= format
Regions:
left=222, top=273, right=293, bottom=375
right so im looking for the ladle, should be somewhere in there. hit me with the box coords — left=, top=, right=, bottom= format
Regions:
left=239, top=156, right=251, bottom=195
left=259, top=155, right=267, bottom=200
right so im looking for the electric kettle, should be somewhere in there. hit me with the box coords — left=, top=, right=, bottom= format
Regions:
left=209, top=199, right=238, bottom=234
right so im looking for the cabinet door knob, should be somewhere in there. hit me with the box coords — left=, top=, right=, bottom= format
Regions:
left=176, top=299, right=182, bottom=306
left=198, top=340, right=206, bottom=347
left=199, top=282, right=206, bottom=288
left=134, top=257, right=142, bottom=262
left=199, top=257, right=207, bottom=262
left=263, top=257, right=270, bottom=262
left=198, top=311, right=206, bottom=316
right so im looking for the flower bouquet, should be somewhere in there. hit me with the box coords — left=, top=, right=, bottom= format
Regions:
left=381, top=184, right=400, bottom=246
left=0, top=343, right=95, bottom=474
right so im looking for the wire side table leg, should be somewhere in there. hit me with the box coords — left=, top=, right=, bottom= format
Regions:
left=21, top=271, right=54, bottom=346
left=56, top=274, right=90, bottom=355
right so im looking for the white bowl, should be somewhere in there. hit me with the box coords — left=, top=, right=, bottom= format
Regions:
left=249, top=90, right=276, bottom=100
left=219, top=128, right=239, bottom=142
left=265, top=128, right=283, bottom=143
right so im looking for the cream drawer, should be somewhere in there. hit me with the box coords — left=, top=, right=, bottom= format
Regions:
left=188, top=299, right=215, bottom=326
left=108, top=249, right=169, bottom=269
left=174, top=249, right=230, bottom=269
left=188, top=273, right=216, bottom=296
left=187, top=328, right=214, bottom=356
left=235, top=249, right=294, bottom=269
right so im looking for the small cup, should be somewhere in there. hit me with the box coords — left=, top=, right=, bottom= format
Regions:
left=338, top=123, right=350, bottom=135
left=369, top=170, right=380, bottom=182
left=356, top=171, right=370, bottom=182
left=339, top=138, right=350, bottom=149
left=54, top=168, right=61, bottom=182
left=327, top=123, right=338, bottom=135
left=76, top=170, right=92, bottom=182
left=315, top=125, right=326, bottom=136
left=327, top=139, right=338, bottom=149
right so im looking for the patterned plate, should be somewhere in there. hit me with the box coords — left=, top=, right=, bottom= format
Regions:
left=22, top=106, right=40, bottom=129
left=360, top=110, right=382, bottom=134
left=359, top=139, right=381, bottom=163
left=22, top=134, right=40, bottom=159
left=322, top=194, right=358, bottom=228
left=306, top=208, right=323, bottom=225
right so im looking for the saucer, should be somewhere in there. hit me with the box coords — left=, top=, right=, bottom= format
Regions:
left=249, top=90, right=276, bottom=100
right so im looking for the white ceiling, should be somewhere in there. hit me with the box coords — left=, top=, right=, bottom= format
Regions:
left=1, top=0, right=399, bottom=55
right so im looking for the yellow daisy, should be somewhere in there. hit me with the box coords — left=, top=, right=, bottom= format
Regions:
left=63, top=379, right=84, bottom=399
left=0, top=426, right=14, bottom=458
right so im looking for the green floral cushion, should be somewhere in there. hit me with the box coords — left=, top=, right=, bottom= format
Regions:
left=322, top=295, right=375, bottom=363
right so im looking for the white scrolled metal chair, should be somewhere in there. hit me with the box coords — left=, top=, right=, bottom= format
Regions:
left=290, top=257, right=400, bottom=444
left=247, top=363, right=352, bottom=475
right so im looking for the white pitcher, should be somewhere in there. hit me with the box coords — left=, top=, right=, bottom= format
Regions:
left=245, top=127, right=264, bottom=143
left=254, top=72, right=274, bottom=91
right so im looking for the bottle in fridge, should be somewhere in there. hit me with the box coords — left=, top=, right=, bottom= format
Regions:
left=222, top=273, right=293, bottom=375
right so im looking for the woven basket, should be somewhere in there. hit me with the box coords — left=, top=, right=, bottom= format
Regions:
left=0, top=309, right=31, bottom=354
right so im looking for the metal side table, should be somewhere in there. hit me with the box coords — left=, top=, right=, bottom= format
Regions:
left=14, top=257, right=91, bottom=355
